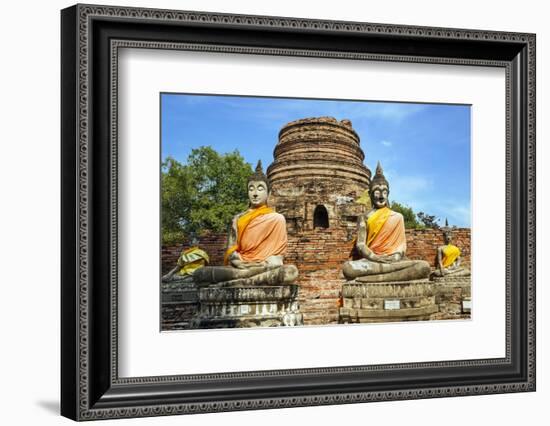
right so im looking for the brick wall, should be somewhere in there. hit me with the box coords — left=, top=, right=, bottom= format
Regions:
left=162, top=227, right=471, bottom=325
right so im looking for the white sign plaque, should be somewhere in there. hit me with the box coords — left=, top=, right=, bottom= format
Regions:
left=384, top=300, right=401, bottom=310
left=462, top=300, right=472, bottom=311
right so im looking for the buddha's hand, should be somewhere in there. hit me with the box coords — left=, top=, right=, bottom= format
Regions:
left=229, top=252, right=249, bottom=269
left=382, top=253, right=403, bottom=263
left=230, top=256, right=250, bottom=269
left=367, top=253, right=392, bottom=264
left=244, top=261, right=267, bottom=268
left=232, top=258, right=267, bottom=269
left=229, top=251, right=266, bottom=269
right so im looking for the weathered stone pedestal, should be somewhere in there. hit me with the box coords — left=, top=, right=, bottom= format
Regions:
left=339, top=279, right=438, bottom=323
left=161, top=279, right=199, bottom=330
left=431, top=275, right=471, bottom=317
left=193, top=285, right=303, bottom=329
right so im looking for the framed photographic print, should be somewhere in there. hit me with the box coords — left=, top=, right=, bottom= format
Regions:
left=61, top=3, right=536, bottom=421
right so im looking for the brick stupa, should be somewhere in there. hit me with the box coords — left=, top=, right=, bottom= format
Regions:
left=267, top=117, right=371, bottom=236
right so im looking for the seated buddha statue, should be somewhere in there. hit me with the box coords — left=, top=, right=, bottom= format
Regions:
left=193, top=161, right=298, bottom=287
left=342, top=162, right=430, bottom=283
left=161, top=236, right=209, bottom=283
left=433, top=224, right=470, bottom=278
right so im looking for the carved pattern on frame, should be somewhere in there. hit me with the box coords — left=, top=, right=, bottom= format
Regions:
left=75, top=4, right=535, bottom=420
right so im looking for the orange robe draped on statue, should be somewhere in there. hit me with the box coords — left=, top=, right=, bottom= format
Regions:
left=442, top=244, right=461, bottom=267
left=224, top=206, right=288, bottom=264
left=366, top=207, right=407, bottom=256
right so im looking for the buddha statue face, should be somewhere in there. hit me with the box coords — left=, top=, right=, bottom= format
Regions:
left=370, top=183, right=389, bottom=209
left=248, top=180, right=269, bottom=208
left=444, top=230, right=453, bottom=244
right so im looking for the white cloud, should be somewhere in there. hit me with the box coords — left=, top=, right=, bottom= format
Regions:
left=381, top=140, right=392, bottom=147
left=317, top=101, right=428, bottom=124
left=385, top=171, right=434, bottom=197
left=364, top=103, right=427, bottom=122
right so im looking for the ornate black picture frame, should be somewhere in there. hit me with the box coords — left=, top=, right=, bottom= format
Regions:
left=61, top=4, right=536, bottom=421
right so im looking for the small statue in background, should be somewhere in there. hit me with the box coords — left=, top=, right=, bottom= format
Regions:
left=161, top=236, right=209, bottom=283
left=433, top=222, right=470, bottom=278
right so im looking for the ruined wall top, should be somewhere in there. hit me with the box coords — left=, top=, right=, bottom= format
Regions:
left=268, top=116, right=370, bottom=188
left=277, top=116, right=360, bottom=144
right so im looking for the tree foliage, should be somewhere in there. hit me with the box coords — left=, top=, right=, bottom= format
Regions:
left=390, top=201, right=422, bottom=229
left=161, top=147, right=253, bottom=244
left=417, top=211, right=440, bottom=229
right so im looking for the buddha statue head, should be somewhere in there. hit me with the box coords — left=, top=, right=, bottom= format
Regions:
left=247, top=160, right=270, bottom=208
left=442, top=219, right=455, bottom=244
left=369, top=162, right=390, bottom=209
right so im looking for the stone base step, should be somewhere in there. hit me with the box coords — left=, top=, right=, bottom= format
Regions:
left=195, top=312, right=303, bottom=328
left=340, top=305, right=439, bottom=322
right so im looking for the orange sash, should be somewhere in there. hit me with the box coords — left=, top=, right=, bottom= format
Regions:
left=442, top=244, right=461, bottom=267
left=366, top=208, right=407, bottom=256
left=224, top=205, right=274, bottom=264
left=366, top=207, right=392, bottom=246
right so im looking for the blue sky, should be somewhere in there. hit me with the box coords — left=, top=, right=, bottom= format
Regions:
left=161, top=93, right=471, bottom=227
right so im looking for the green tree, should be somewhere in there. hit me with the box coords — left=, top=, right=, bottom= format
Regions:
left=161, top=147, right=253, bottom=244
left=161, top=157, right=196, bottom=243
left=390, top=201, right=423, bottom=229
left=417, top=211, right=440, bottom=229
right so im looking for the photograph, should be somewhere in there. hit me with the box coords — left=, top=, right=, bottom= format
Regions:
left=160, top=94, right=472, bottom=331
